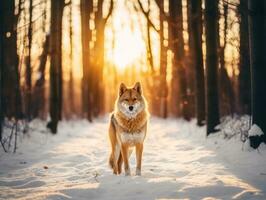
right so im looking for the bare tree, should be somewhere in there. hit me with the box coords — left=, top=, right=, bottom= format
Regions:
left=248, top=0, right=266, bottom=148
left=218, top=1, right=235, bottom=116
left=80, top=0, right=93, bottom=121
left=68, top=0, right=75, bottom=116
left=169, top=0, right=190, bottom=120
left=1, top=0, right=23, bottom=119
left=158, top=0, right=168, bottom=118
left=0, top=0, right=3, bottom=140
left=25, top=0, right=33, bottom=119
left=47, top=0, right=65, bottom=133
left=32, top=34, right=49, bottom=118
left=238, top=0, right=251, bottom=114
left=93, top=0, right=114, bottom=116
left=190, top=0, right=205, bottom=126
left=205, top=0, right=220, bottom=135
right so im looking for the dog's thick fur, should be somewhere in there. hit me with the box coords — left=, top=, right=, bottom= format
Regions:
left=108, top=82, right=149, bottom=176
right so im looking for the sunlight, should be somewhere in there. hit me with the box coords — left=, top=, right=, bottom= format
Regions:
left=112, top=28, right=145, bottom=70
left=105, top=0, right=146, bottom=71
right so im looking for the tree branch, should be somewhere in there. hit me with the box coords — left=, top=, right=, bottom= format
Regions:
left=154, top=0, right=169, bottom=21
left=136, top=0, right=159, bottom=33
left=104, top=0, right=114, bottom=24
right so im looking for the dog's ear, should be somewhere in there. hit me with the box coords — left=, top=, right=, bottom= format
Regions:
left=133, top=82, right=142, bottom=95
left=119, top=83, right=127, bottom=96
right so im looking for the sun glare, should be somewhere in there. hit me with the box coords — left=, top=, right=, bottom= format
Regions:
left=105, top=0, right=146, bottom=71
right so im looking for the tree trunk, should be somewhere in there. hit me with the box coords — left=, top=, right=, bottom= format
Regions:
left=69, top=1, right=75, bottom=117
left=238, top=0, right=251, bottom=114
left=248, top=0, right=266, bottom=147
left=190, top=0, right=205, bottom=126
left=159, top=0, right=167, bottom=118
left=32, top=34, right=49, bottom=118
left=25, top=0, right=33, bottom=119
left=186, top=0, right=195, bottom=118
left=169, top=0, right=190, bottom=120
left=80, top=0, right=93, bottom=121
left=205, top=0, right=220, bottom=135
left=218, top=2, right=235, bottom=116
left=2, top=0, right=22, bottom=119
left=47, top=0, right=64, bottom=133
left=0, top=1, right=3, bottom=140
left=94, top=0, right=113, bottom=116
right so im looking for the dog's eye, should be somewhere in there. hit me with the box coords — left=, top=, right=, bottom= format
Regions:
left=133, top=98, right=137, bottom=101
left=124, top=99, right=129, bottom=102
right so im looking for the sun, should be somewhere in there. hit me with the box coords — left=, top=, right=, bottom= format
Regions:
left=112, top=28, right=145, bottom=70
left=105, top=0, right=146, bottom=71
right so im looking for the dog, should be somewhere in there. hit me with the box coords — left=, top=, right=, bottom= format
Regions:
left=108, top=82, right=149, bottom=176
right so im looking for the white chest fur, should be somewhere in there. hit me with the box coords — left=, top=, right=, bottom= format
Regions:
left=120, top=131, right=145, bottom=145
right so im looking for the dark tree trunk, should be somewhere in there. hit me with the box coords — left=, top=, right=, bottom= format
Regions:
left=69, top=1, right=75, bottom=116
left=248, top=0, right=266, bottom=147
left=159, top=0, right=167, bottom=118
left=205, top=0, right=220, bottom=135
left=32, top=35, right=49, bottom=118
left=0, top=1, right=3, bottom=140
left=47, top=0, right=64, bottom=133
left=238, top=0, right=251, bottom=114
left=218, top=2, right=235, bottom=116
left=80, top=0, right=93, bottom=121
left=25, top=0, right=33, bottom=119
left=186, top=0, right=195, bottom=118
left=190, top=0, right=205, bottom=126
left=2, top=0, right=23, bottom=119
left=169, top=0, right=190, bottom=120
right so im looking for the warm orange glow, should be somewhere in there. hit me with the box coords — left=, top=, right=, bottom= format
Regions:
left=111, top=28, right=145, bottom=71
left=105, top=0, right=147, bottom=71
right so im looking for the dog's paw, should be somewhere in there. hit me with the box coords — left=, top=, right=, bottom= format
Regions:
left=136, top=169, right=141, bottom=176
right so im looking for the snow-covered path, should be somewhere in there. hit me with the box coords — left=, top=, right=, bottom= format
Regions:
left=0, top=118, right=266, bottom=200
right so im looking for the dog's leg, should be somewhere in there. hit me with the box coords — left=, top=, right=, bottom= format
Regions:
left=121, top=143, right=131, bottom=176
left=109, top=121, right=118, bottom=174
left=135, top=143, right=143, bottom=176
left=117, top=151, right=123, bottom=174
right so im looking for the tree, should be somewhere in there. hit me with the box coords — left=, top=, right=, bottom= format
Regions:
left=190, top=0, right=205, bottom=126
left=248, top=0, right=266, bottom=147
left=218, top=1, right=235, bottom=116
left=238, top=0, right=251, bottom=114
left=68, top=0, right=75, bottom=116
left=186, top=0, right=196, bottom=118
left=0, top=0, right=3, bottom=140
left=136, top=0, right=160, bottom=116
left=159, top=0, right=168, bottom=118
left=93, top=0, right=114, bottom=116
left=205, top=0, right=220, bottom=135
left=169, top=0, right=190, bottom=120
left=80, top=0, right=93, bottom=121
left=47, top=0, right=65, bottom=133
left=32, top=34, right=49, bottom=118
left=2, top=0, right=23, bottom=119
left=25, top=0, right=33, bottom=119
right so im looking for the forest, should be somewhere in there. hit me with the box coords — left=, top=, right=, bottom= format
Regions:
left=1, top=0, right=266, bottom=147
left=0, top=0, right=266, bottom=199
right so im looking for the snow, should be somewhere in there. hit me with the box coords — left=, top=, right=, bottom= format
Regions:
left=1, top=117, right=266, bottom=200
left=248, top=124, right=264, bottom=137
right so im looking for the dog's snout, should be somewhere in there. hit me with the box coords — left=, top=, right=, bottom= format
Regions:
left=129, top=106, right=134, bottom=111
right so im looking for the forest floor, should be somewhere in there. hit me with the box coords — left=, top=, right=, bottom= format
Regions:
left=0, top=117, right=266, bottom=200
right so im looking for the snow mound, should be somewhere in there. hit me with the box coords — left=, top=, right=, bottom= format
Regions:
left=248, top=124, right=264, bottom=137
left=216, top=115, right=250, bottom=140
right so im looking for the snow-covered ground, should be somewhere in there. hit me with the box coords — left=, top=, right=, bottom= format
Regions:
left=0, top=117, right=266, bottom=200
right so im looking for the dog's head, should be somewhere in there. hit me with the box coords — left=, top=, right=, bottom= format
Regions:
left=116, top=82, right=146, bottom=118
